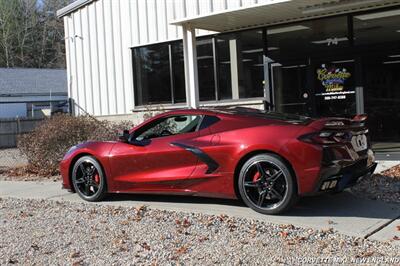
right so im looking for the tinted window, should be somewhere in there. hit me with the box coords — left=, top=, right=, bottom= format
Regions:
left=199, top=115, right=220, bottom=130
left=171, top=42, right=186, bottom=103
left=132, top=41, right=186, bottom=106
left=197, top=38, right=216, bottom=101
left=133, top=43, right=172, bottom=105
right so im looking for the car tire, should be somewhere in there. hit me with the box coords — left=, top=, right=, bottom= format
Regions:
left=71, top=155, right=107, bottom=202
left=238, top=153, right=298, bottom=215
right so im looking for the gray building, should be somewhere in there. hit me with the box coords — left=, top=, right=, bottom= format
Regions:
left=0, top=68, right=68, bottom=118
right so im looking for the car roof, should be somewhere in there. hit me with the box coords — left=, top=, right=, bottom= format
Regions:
left=160, top=107, right=312, bottom=124
left=163, top=107, right=261, bottom=116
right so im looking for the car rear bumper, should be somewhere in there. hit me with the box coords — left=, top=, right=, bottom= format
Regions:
left=316, top=161, right=377, bottom=193
left=308, top=147, right=377, bottom=195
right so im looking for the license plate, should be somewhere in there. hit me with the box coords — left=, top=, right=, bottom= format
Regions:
left=351, top=134, right=368, bottom=152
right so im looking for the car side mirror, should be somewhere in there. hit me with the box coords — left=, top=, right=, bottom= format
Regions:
left=118, top=129, right=131, bottom=143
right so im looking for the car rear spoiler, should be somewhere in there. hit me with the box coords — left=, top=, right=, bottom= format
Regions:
left=308, top=114, right=368, bottom=131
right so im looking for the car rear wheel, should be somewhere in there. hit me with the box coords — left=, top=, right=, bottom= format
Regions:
left=238, top=154, right=297, bottom=215
left=72, top=156, right=107, bottom=202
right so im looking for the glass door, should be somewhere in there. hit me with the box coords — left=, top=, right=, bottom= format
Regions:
left=270, top=61, right=311, bottom=115
left=362, top=52, right=400, bottom=148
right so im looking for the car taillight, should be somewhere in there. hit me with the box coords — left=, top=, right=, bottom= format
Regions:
left=298, top=131, right=351, bottom=145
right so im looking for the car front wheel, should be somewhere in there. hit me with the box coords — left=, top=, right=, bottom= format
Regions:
left=72, top=155, right=107, bottom=202
left=238, top=154, right=297, bottom=215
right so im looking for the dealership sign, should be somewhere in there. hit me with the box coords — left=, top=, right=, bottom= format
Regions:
left=315, top=63, right=354, bottom=101
left=317, top=64, right=351, bottom=92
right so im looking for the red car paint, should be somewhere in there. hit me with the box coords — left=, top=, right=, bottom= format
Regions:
left=60, top=108, right=375, bottom=199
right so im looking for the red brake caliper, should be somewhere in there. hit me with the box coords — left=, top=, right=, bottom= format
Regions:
left=94, top=172, right=100, bottom=184
left=253, top=171, right=261, bottom=182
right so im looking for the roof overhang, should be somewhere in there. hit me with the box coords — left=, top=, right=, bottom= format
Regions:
left=57, top=0, right=95, bottom=18
left=171, top=0, right=400, bottom=32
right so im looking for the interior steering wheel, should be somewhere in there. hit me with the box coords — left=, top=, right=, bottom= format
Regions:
left=160, top=129, right=173, bottom=137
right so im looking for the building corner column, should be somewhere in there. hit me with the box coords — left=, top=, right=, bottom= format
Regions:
left=182, top=23, right=199, bottom=109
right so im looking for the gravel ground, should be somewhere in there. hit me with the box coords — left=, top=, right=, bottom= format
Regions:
left=0, top=198, right=399, bottom=265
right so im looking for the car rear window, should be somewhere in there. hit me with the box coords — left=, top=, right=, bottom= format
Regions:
left=214, top=107, right=312, bottom=125
left=199, top=116, right=220, bottom=130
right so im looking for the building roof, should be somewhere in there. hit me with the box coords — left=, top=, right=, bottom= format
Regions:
left=171, top=0, right=400, bottom=32
left=0, top=68, right=68, bottom=96
left=57, top=0, right=94, bottom=18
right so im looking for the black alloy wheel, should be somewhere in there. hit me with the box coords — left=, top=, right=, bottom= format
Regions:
left=238, top=154, right=298, bottom=214
left=72, top=156, right=107, bottom=201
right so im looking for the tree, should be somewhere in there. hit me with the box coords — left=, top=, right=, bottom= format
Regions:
left=0, top=0, right=72, bottom=69
left=0, top=0, right=23, bottom=67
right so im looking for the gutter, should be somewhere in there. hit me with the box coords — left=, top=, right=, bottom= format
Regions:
left=56, top=0, right=95, bottom=18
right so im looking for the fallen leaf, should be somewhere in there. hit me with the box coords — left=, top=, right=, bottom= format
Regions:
left=356, top=251, right=374, bottom=258
left=72, top=259, right=84, bottom=266
left=8, top=259, right=18, bottom=264
left=279, top=224, right=295, bottom=230
left=120, top=220, right=129, bottom=225
left=279, top=231, right=289, bottom=238
left=198, top=236, right=209, bottom=242
left=176, top=245, right=189, bottom=255
left=218, top=214, right=228, bottom=221
left=141, top=242, right=151, bottom=251
left=70, top=251, right=80, bottom=258
left=182, top=218, right=191, bottom=228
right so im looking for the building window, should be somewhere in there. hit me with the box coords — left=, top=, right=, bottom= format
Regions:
left=216, top=29, right=264, bottom=100
left=216, top=37, right=233, bottom=100
left=353, top=8, right=400, bottom=47
left=132, top=41, right=185, bottom=106
left=171, top=42, right=186, bottom=103
left=197, top=38, right=216, bottom=101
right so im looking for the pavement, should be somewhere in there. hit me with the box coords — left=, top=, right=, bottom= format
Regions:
left=0, top=180, right=399, bottom=245
left=375, top=160, right=400, bottom=173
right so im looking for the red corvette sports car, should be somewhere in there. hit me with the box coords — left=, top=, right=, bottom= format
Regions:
left=60, top=107, right=377, bottom=214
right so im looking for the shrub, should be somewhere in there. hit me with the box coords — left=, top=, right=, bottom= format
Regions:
left=18, top=114, right=134, bottom=176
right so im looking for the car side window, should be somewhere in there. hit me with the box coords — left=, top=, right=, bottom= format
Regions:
left=135, top=115, right=202, bottom=141
left=198, top=115, right=220, bottom=130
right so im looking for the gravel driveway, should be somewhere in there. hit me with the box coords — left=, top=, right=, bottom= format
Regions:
left=0, top=198, right=399, bottom=265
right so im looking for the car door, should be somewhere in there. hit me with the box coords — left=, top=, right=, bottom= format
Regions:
left=109, top=114, right=202, bottom=191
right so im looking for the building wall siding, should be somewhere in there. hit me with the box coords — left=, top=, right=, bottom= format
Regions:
left=64, top=0, right=265, bottom=116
